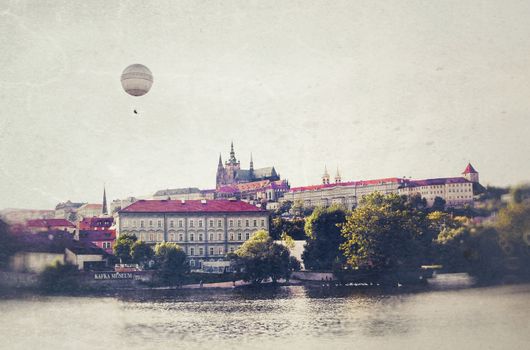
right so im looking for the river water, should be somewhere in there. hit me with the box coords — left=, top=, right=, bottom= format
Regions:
left=0, top=281, right=529, bottom=350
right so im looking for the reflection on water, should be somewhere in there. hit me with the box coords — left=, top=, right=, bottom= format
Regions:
left=1, top=283, right=529, bottom=350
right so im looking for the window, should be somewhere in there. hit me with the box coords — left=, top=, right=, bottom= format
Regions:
left=209, top=247, right=214, bottom=255
left=179, top=234, right=183, bottom=241
left=133, top=220, right=137, bottom=227
left=157, top=220, right=162, bottom=228
left=169, top=233, right=174, bottom=241
left=190, top=259, right=196, bottom=267
left=178, top=220, right=183, bottom=228
left=198, top=234, right=203, bottom=241
left=190, top=220, right=194, bottom=228
left=149, top=233, right=154, bottom=241
left=199, top=247, right=204, bottom=255
left=245, top=220, right=249, bottom=227
left=190, top=248, right=195, bottom=256
left=149, top=220, right=153, bottom=227
left=230, top=233, right=234, bottom=241
left=230, top=247, right=235, bottom=253
left=229, top=220, right=233, bottom=227
left=170, top=220, right=174, bottom=228
left=209, top=233, right=213, bottom=241
left=237, top=233, right=242, bottom=240
left=209, top=220, right=214, bottom=227
left=190, top=233, right=194, bottom=241
left=198, top=220, right=202, bottom=228
left=245, top=232, right=250, bottom=240
left=218, top=233, right=223, bottom=241
left=261, top=220, right=265, bottom=227
left=218, top=247, right=223, bottom=255
left=157, top=233, right=163, bottom=241
left=218, top=220, right=222, bottom=227
left=253, top=220, right=257, bottom=227
left=238, top=220, right=241, bottom=227
left=140, top=220, right=144, bottom=228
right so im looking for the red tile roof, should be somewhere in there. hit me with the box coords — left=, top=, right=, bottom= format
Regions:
left=289, top=177, right=406, bottom=193
left=401, top=177, right=471, bottom=188
left=78, top=230, right=116, bottom=241
left=78, top=217, right=114, bottom=230
left=462, top=163, right=478, bottom=174
left=27, top=218, right=75, bottom=228
left=120, top=199, right=266, bottom=213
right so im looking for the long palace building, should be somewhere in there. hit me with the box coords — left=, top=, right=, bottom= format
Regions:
left=117, top=199, right=269, bottom=269
left=282, top=163, right=482, bottom=209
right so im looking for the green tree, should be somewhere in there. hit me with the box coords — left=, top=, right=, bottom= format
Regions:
left=154, top=242, right=188, bottom=285
left=0, top=219, right=17, bottom=268
left=340, top=193, right=428, bottom=270
left=275, top=200, right=293, bottom=216
left=431, top=196, right=446, bottom=212
left=234, top=230, right=291, bottom=284
left=512, top=184, right=530, bottom=204
left=270, top=217, right=306, bottom=240
left=281, top=232, right=295, bottom=249
left=131, top=241, right=154, bottom=266
left=113, top=233, right=137, bottom=263
left=39, top=261, right=80, bottom=293
left=302, top=205, right=348, bottom=271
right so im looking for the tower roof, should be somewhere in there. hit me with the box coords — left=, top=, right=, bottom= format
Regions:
left=462, top=163, right=478, bottom=174
left=323, top=165, right=329, bottom=177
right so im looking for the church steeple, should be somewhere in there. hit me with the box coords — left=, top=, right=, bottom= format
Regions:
left=249, top=153, right=254, bottom=180
left=218, top=153, right=223, bottom=168
left=322, top=166, right=330, bottom=185
left=335, top=167, right=342, bottom=183
left=102, top=185, right=108, bottom=215
left=229, top=141, right=237, bottom=163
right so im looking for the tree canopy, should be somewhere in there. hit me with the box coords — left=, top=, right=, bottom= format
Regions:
left=113, top=233, right=137, bottom=263
left=302, top=205, right=348, bottom=271
left=131, top=240, right=154, bottom=266
left=154, top=242, right=188, bottom=285
left=0, top=219, right=17, bottom=268
left=233, top=230, right=291, bottom=284
left=340, top=193, right=429, bottom=270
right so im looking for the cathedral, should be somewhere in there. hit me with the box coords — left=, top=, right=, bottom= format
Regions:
left=216, top=142, right=280, bottom=189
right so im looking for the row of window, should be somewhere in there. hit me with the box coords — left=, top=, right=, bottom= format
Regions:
left=122, top=218, right=267, bottom=229
left=132, top=231, right=253, bottom=242
left=188, top=246, right=238, bottom=256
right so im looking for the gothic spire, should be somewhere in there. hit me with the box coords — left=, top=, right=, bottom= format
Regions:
left=102, top=185, right=108, bottom=215
left=218, top=153, right=223, bottom=167
left=229, top=141, right=237, bottom=163
left=250, top=152, right=254, bottom=171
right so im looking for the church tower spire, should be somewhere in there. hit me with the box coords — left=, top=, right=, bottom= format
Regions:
left=102, top=185, right=108, bottom=215
left=229, top=141, right=237, bottom=163
left=322, top=166, right=330, bottom=185
left=335, top=166, right=342, bottom=183
left=249, top=152, right=254, bottom=180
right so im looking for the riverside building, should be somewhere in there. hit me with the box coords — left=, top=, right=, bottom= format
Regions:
left=117, top=199, right=269, bottom=269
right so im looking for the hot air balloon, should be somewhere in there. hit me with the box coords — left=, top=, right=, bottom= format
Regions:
left=120, top=64, right=153, bottom=97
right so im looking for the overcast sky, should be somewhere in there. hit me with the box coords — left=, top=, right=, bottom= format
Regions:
left=1, top=0, right=530, bottom=210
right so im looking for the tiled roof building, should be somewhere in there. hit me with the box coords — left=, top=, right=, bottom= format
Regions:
left=117, top=199, right=269, bottom=269
left=282, top=163, right=482, bottom=210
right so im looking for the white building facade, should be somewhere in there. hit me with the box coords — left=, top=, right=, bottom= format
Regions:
left=117, top=199, right=269, bottom=268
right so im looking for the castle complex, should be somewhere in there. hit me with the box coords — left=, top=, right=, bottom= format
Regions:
left=216, top=142, right=280, bottom=188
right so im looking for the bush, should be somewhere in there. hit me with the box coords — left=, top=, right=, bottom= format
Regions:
left=39, top=261, right=80, bottom=293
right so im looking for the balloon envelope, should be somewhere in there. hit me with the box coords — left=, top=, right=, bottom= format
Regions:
left=121, top=64, right=153, bottom=97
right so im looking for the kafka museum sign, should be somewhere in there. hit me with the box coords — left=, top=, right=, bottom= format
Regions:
left=94, top=272, right=134, bottom=280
